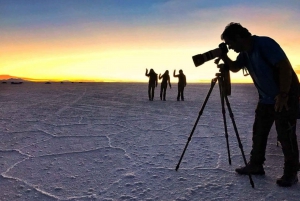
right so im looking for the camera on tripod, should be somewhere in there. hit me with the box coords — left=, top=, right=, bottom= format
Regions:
left=192, top=43, right=231, bottom=96
left=176, top=42, right=254, bottom=188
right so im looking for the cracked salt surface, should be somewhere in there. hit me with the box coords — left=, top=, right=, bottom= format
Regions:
left=0, top=82, right=299, bottom=200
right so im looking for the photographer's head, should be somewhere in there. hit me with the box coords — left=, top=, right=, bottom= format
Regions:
left=221, top=22, right=252, bottom=53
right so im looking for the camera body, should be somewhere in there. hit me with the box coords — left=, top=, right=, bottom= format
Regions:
left=192, top=43, right=228, bottom=67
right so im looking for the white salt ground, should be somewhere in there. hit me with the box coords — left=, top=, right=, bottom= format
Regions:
left=0, top=82, right=299, bottom=201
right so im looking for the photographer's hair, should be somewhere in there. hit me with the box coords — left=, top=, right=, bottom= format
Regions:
left=221, top=22, right=252, bottom=41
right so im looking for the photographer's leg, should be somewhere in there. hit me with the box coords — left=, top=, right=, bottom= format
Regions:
left=236, top=103, right=274, bottom=175
left=250, top=103, right=274, bottom=165
left=275, top=96, right=299, bottom=187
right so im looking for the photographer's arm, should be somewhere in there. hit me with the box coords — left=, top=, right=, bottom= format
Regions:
left=220, top=54, right=241, bottom=72
left=145, top=69, right=149, bottom=76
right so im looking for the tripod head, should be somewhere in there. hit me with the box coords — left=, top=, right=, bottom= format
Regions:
left=216, top=63, right=231, bottom=96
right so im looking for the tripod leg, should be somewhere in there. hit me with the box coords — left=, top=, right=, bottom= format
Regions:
left=176, top=78, right=218, bottom=171
left=217, top=77, right=232, bottom=165
left=224, top=95, right=255, bottom=188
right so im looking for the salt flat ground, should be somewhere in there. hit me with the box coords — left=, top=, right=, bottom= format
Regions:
left=0, top=82, right=299, bottom=201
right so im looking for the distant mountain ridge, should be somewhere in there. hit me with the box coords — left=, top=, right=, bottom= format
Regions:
left=0, top=74, right=103, bottom=83
left=0, top=75, right=59, bottom=82
left=0, top=75, right=31, bottom=82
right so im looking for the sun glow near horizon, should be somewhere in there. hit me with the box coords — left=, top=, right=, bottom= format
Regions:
left=2, top=30, right=300, bottom=83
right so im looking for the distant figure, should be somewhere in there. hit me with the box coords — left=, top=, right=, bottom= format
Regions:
left=173, top=69, right=186, bottom=101
left=145, top=68, right=158, bottom=101
left=159, top=70, right=171, bottom=101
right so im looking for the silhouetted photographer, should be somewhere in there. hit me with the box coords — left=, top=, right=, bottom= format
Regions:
left=177, top=22, right=300, bottom=188
left=217, top=23, right=299, bottom=188
left=179, top=22, right=300, bottom=188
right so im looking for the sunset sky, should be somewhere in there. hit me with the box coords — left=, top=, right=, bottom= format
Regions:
left=1, top=0, right=300, bottom=83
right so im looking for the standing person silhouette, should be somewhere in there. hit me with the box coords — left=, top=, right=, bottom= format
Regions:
left=173, top=69, right=186, bottom=101
left=159, top=70, right=171, bottom=101
left=145, top=68, right=158, bottom=101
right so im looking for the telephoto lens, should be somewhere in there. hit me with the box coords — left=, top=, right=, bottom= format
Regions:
left=192, top=48, right=222, bottom=67
left=192, top=43, right=228, bottom=67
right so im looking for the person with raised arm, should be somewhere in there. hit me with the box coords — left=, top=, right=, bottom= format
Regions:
left=159, top=70, right=171, bottom=101
left=145, top=68, right=158, bottom=101
left=173, top=69, right=186, bottom=101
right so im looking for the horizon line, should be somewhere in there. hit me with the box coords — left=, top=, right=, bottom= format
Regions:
left=0, top=74, right=254, bottom=84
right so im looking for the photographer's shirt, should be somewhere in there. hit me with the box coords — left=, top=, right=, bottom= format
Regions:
left=236, top=35, right=287, bottom=104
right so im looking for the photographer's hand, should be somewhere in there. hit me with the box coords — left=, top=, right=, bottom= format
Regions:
left=274, top=94, right=289, bottom=112
left=214, top=58, right=221, bottom=65
left=217, top=63, right=225, bottom=69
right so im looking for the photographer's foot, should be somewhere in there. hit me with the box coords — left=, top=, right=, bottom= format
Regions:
left=235, top=163, right=265, bottom=175
left=277, top=173, right=298, bottom=187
